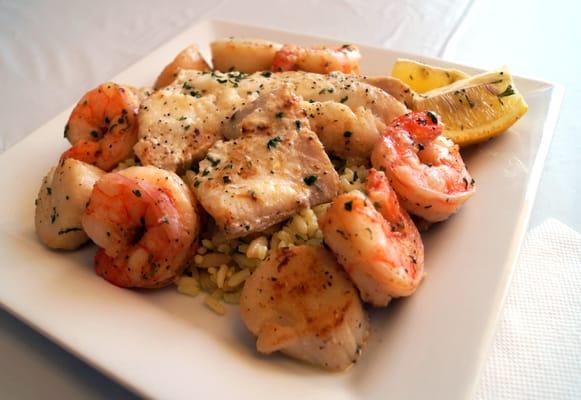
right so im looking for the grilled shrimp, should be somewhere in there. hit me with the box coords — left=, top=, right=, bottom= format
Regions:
left=154, top=44, right=210, bottom=89
left=240, top=245, right=369, bottom=370
left=35, top=159, right=105, bottom=250
left=81, top=166, right=199, bottom=288
left=319, top=169, right=424, bottom=306
left=371, top=111, right=475, bottom=222
left=271, top=44, right=361, bottom=74
left=62, top=82, right=140, bottom=171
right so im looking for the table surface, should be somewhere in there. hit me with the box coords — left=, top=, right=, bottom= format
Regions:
left=1, top=0, right=579, bottom=398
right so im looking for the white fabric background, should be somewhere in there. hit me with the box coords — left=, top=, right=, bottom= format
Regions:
left=1, top=0, right=580, bottom=398
left=474, top=220, right=581, bottom=399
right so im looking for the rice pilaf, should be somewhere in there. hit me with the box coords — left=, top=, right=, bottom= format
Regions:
left=176, top=158, right=370, bottom=314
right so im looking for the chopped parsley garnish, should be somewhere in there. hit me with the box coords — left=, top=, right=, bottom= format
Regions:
left=223, top=176, right=232, bottom=184
left=343, top=131, right=352, bottom=138
left=143, top=263, right=159, bottom=280
left=207, top=155, right=221, bottom=167
left=318, top=88, right=334, bottom=94
left=182, top=82, right=192, bottom=90
left=295, top=120, right=301, bottom=131
left=57, top=227, right=82, bottom=235
left=426, top=111, right=438, bottom=124
left=344, top=200, right=353, bottom=211
left=340, top=96, right=349, bottom=103
left=46, top=187, right=52, bottom=195
left=498, top=85, right=515, bottom=98
left=267, top=136, right=282, bottom=149
left=132, top=189, right=141, bottom=197
left=261, top=71, right=272, bottom=78
left=275, top=112, right=284, bottom=119
left=465, top=94, right=475, bottom=108
left=303, top=175, right=317, bottom=186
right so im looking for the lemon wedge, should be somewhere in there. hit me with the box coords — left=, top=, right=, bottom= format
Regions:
left=392, top=58, right=469, bottom=93
left=412, top=67, right=528, bottom=146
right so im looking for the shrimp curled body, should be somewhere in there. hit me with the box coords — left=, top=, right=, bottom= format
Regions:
left=320, top=169, right=424, bottom=306
left=63, top=82, right=140, bottom=171
left=371, top=111, right=476, bottom=222
left=271, top=44, right=361, bottom=74
left=81, top=166, right=199, bottom=288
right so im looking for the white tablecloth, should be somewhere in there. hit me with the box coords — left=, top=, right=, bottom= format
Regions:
left=1, top=0, right=579, bottom=398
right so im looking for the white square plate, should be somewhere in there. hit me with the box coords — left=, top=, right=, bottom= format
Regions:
left=0, top=19, right=563, bottom=400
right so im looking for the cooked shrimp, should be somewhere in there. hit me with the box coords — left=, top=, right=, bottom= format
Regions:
left=63, top=82, right=140, bottom=171
left=271, top=44, right=361, bottom=74
left=371, top=111, right=476, bottom=222
left=319, top=169, right=424, bottom=306
left=154, top=44, right=210, bottom=89
left=81, top=166, right=199, bottom=288
left=35, top=159, right=105, bottom=250
left=240, top=245, right=369, bottom=370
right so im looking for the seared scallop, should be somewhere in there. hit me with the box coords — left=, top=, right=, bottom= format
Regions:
left=35, top=159, right=105, bottom=249
left=240, top=245, right=370, bottom=371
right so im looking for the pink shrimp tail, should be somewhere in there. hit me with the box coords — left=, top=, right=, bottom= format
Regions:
left=60, top=141, right=100, bottom=165
left=94, top=248, right=132, bottom=288
left=271, top=45, right=299, bottom=72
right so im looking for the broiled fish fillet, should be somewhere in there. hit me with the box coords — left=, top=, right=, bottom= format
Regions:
left=240, top=245, right=370, bottom=371
left=135, top=70, right=407, bottom=171
left=192, top=86, right=340, bottom=238
left=134, top=88, right=229, bottom=172
left=218, top=70, right=408, bottom=158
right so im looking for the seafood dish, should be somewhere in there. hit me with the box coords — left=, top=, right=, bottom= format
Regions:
left=34, top=37, right=528, bottom=371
